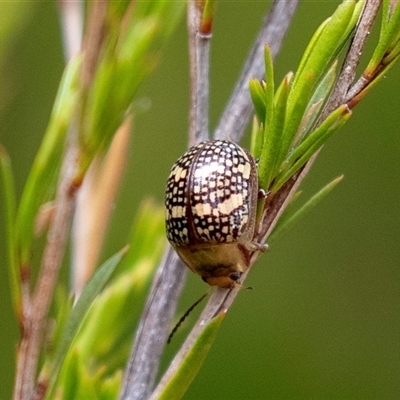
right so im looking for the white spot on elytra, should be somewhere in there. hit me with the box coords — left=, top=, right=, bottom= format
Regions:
left=238, top=161, right=251, bottom=179
left=172, top=206, right=185, bottom=218
left=217, top=194, right=244, bottom=214
left=193, top=202, right=212, bottom=216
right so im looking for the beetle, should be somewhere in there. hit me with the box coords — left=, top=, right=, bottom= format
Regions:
left=165, top=140, right=265, bottom=288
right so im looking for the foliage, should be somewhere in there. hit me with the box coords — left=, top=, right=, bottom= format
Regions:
left=154, top=1, right=400, bottom=398
left=47, top=201, right=165, bottom=398
left=0, top=0, right=399, bottom=399
left=1, top=2, right=183, bottom=399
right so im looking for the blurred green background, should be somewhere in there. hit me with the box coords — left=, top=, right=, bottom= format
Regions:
left=1, top=1, right=400, bottom=399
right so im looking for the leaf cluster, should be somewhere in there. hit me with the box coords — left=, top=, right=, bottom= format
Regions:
left=1, top=2, right=183, bottom=399
left=1, top=1, right=400, bottom=399
left=44, top=201, right=165, bottom=399
left=251, top=1, right=361, bottom=194
left=151, top=2, right=400, bottom=397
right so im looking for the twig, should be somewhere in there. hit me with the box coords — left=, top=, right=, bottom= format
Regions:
left=13, top=3, right=109, bottom=398
left=119, top=2, right=213, bottom=398
left=13, top=131, right=78, bottom=400
left=323, top=0, right=382, bottom=114
left=150, top=163, right=309, bottom=400
left=214, top=0, right=299, bottom=141
left=151, top=0, right=383, bottom=396
left=80, top=0, right=108, bottom=90
left=345, top=0, right=383, bottom=107
left=119, top=247, right=187, bottom=400
left=187, top=0, right=212, bottom=145
left=120, top=1, right=299, bottom=399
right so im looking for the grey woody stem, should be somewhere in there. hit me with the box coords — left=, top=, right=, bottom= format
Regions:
left=150, top=0, right=383, bottom=397
left=214, top=0, right=299, bottom=141
left=120, top=1, right=214, bottom=397
left=14, top=131, right=78, bottom=400
left=344, top=0, right=382, bottom=105
left=13, top=2, right=108, bottom=398
left=119, top=247, right=187, bottom=400
left=323, top=0, right=382, bottom=115
left=187, top=0, right=212, bottom=145
left=126, top=1, right=300, bottom=398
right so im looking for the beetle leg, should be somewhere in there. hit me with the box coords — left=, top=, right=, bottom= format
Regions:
left=258, top=188, right=269, bottom=199
left=244, top=241, right=268, bottom=252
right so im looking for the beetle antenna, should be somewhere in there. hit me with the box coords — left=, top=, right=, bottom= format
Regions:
left=167, top=289, right=211, bottom=344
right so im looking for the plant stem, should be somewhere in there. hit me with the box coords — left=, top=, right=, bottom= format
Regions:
left=187, top=0, right=212, bottom=145
left=119, top=2, right=213, bottom=397
left=345, top=0, right=383, bottom=107
left=150, top=0, right=384, bottom=395
left=120, top=1, right=299, bottom=398
left=323, top=0, right=382, bottom=114
left=150, top=163, right=309, bottom=399
left=119, top=247, right=187, bottom=400
left=80, top=0, right=108, bottom=90
left=214, top=0, right=299, bottom=141
left=13, top=131, right=78, bottom=400
left=13, top=3, right=108, bottom=396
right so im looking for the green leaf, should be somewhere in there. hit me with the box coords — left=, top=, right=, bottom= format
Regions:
left=0, top=145, right=20, bottom=317
left=157, top=312, right=225, bottom=400
left=54, top=351, right=81, bottom=400
left=295, top=61, right=338, bottom=144
left=55, top=349, right=120, bottom=400
left=45, top=247, right=127, bottom=398
left=71, top=260, right=155, bottom=373
left=294, top=18, right=330, bottom=83
left=117, top=198, right=166, bottom=274
left=268, top=72, right=292, bottom=179
left=249, top=116, right=264, bottom=160
left=98, top=371, right=122, bottom=400
left=258, top=45, right=277, bottom=190
left=107, top=1, right=131, bottom=21
left=269, top=176, right=343, bottom=243
left=292, top=0, right=358, bottom=91
left=367, top=0, right=400, bottom=73
left=15, top=55, right=81, bottom=265
left=279, top=0, right=358, bottom=169
left=78, top=2, right=185, bottom=175
left=273, top=105, right=351, bottom=192
left=249, top=78, right=266, bottom=124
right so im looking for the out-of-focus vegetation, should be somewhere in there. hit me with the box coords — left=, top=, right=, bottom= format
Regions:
left=1, top=2, right=399, bottom=399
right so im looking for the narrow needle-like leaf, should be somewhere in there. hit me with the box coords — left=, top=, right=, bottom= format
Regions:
left=43, top=247, right=128, bottom=398
left=15, top=56, right=81, bottom=265
left=280, top=1, right=357, bottom=167
left=0, top=145, right=20, bottom=318
left=258, top=45, right=277, bottom=190
left=273, top=105, right=351, bottom=191
left=269, top=175, right=343, bottom=243
left=155, top=312, right=225, bottom=400
left=249, top=79, right=266, bottom=124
